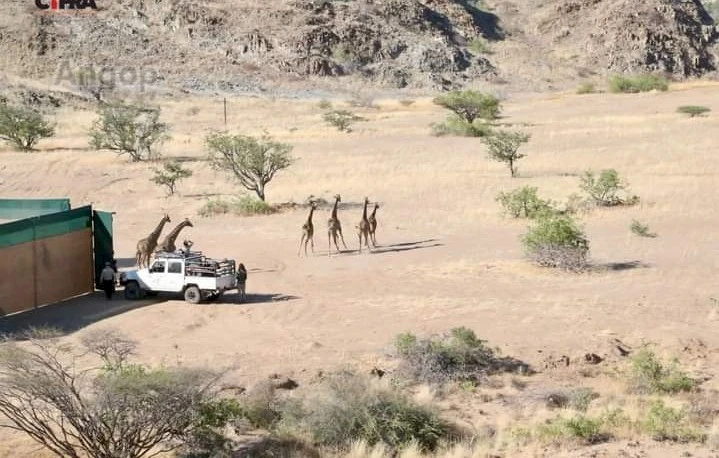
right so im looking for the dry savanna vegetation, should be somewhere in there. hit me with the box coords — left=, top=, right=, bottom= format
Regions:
left=0, top=77, right=719, bottom=457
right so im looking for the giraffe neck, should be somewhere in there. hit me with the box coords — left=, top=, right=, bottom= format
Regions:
left=331, top=198, right=339, bottom=219
left=166, top=222, right=190, bottom=242
left=370, top=205, right=378, bottom=219
left=306, top=206, right=315, bottom=224
left=362, top=200, right=368, bottom=221
left=149, top=218, right=169, bottom=242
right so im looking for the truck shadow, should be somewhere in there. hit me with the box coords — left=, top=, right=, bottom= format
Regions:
left=222, top=293, right=300, bottom=304
left=0, top=291, right=160, bottom=339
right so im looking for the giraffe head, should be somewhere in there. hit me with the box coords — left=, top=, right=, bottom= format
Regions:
left=334, top=194, right=342, bottom=203
left=163, top=214, right=171, bottom=224
left=310, top=200, right=318, bottom=210
left=183, top=218, right=194, bottom=228
left=364, top=196, right=369, bottom=205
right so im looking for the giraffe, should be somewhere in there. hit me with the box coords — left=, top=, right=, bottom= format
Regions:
left=327, top=194, right=348, bottom=256
left=368, top=202, right=379, bottom=247
left=136, top=214, right=171, bottom=268
left=156, top=218, right=194, bottom=253
left=357, top=197, right=371, bottom=253
left=298, top=201, right=318, bottom=256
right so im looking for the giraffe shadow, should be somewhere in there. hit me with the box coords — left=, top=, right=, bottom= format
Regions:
left=367, top=239, right=444, bottom=255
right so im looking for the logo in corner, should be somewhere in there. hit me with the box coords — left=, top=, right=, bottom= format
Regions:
left=35, top=0, right=97, bottom=11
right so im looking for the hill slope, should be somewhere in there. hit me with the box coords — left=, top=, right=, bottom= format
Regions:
left=0, top=0, right=718, bottom=95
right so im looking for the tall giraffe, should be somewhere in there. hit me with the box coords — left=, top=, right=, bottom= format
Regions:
left=298, top=201, right=318, bottom=256
left=357, top=197, right=371, bottom=253
left=368, top=202, right=379, bottom=247
left=327, top=194, right=347, bottom=256
left=136, top=214, right=171, bottom=268
left=156, top=218, right=194, bottom=253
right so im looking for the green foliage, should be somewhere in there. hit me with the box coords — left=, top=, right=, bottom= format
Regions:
left=641, top=400, right=706, bottom=442
left=0, top=102, right=55, bottom=151
left=323, top=109, right=367, bottom=132
left=205, top=131, right=294, bottom=201
left=630, top=348, right=696, bottom=394
left=468, top=38, right=492, bottom=54
left=430, top=114, right=492, bottom=137
left=481, top=129, right=531, bottom=177
left=198, top=195, right=278, bottom=217
left=151, top=161, right=193, bottom=196
left=537, top=415, right=607, bottom=444
left=677, top=105, right=711, bottom=117
left=630, top=219, right=657, bottom=238
left=277, top=372, right=448, bottom=452
left=89, top=102, right=170, bottom=161
left=580, top=169, right=638, bottom=207
left=576, top=82, right=596, bottom=94
left=496, top=186, right=556, bottom=219
left=608, top=74, right=669, bottom=93
left=317, top=99, right=332, bottom=110
left=432, top=90, right=501, bottom=124
left=393, top=327, right=526, bottom=385
left=522, top=214, right=590, bottom=270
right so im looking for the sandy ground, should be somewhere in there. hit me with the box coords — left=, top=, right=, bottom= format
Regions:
left=0, top=83, right=719, bottom=456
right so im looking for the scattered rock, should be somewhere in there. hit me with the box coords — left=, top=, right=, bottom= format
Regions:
left=369, top=367, right=386, bottom=378
left=269, top=374, right=299, bottom=390
left=615, top=345, right=631, bottom=357
left=545, top=392, right=569, bottom=409
left=584, top=353, right=604, bottom=364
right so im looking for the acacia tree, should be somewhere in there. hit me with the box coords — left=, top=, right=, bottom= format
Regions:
left=0, top=327, right=226, bottom=458
left=89, top=102, right=170, bottom=161
left=151, top=161, right=193, bottom=196
left=432, top=90, right=501, bottom=124
left=0, top=103, right=55, bottom=151
left=205, top=131, right=294, bottom=201
left=481, top=129, right=531, bottom=177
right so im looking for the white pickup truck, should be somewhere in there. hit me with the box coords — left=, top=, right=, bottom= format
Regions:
left=119, top=250, right=238, bottom=303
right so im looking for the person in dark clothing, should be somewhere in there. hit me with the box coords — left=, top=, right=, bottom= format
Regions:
left=100, top=262, right=116, bottom=300
left=236, top=263, right=247, bottom=302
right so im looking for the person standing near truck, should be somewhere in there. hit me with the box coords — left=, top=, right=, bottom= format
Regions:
left=236, top=263, right=247, bottom=302
left=100, top=262, right=116, bottom=300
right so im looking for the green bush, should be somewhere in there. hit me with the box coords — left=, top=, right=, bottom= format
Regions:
left=317, top=99, right=332, bottom=110
left=576, top=82, right=596, bottom=94
left=394, top=327, right=527, bottom=385
left=630, top=219, right=657, bottom=238
left=608, top=74, right=669, bottom=93
left=323, top=109, right=367, bottom=132
left=151, top=161, right=193, bottom=196
left=580, top=169, right=638, bottom=207
left=630, top=348, right=696, bottom=394
left=468, top=38, right=492, bottom=55
left=677, top=105, right=711, bottom=117
left=430, top=115, right=492, bottom=137
left=641, top=400, right=706, bottom=442
left=277, top=372, right=448, bottom=452
left=0, top=103, right=55, bottom=151
left=198, top=195, right=278, bottom=217
left=496, top=186, right=556, bottom=219
left=522, top=214, right=589, bottom=270
left=537, top=415, right=608, bottom=444
left=432, top=90, right=501, bottom=123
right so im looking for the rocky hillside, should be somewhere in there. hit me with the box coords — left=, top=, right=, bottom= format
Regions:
left=0, top=0, right=718, bottom=95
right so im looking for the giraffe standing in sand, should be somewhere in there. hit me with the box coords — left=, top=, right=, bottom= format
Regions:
left=298, top=201, right=318, bottom=256
left=357, top=197, right=371, bottom=253
left=368, top=202, right=379, bottom=247
left=327, top=194, right=348, bottom=256
left=136, top=214, right=171, bottom=268
left=156, top=218, right=194, bottom=253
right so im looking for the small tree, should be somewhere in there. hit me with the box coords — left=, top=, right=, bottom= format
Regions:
left=0, top=103, right=55, bottom=151
left=0, top=327, right=228, bottom=458
left=580, top=169, right=638, bottom=206
left=323, top=109, right=366, bottom=132
left=151, top=161, right=193, bottom=196
left=676, top=105, right=711, bottom=117
left=522, top=214, right=590, bottom=271
left=89, top=102, right=170, bottom=161
left=206, top=131, right=294, bottom=201
left=496, top=186, right=556, bottom=219
left=432, top=90, right=500, bottom=123
left=482, top=129, right=531, bottom=177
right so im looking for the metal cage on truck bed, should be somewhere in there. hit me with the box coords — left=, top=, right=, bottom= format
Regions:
left=155, top=250, right=236, bottom=278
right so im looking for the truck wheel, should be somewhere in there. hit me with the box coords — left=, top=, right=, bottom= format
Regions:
left=124, top=281, right=143, bottom=300
left=184, top=286, right=201, bottom=304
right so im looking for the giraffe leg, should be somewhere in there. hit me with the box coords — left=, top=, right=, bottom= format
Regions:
left=310, top=234, right=315, bottom=253
left=358, top=233, right=362, bottom=253
left=338, top=227, right=348, bottom=249
left=298, top=233, right=306, bottom=256
left=328, top=231, right=332, bottom=257
left=333, top=232, right=341, bottom=253
left=304, top=234, right=310, bottom=256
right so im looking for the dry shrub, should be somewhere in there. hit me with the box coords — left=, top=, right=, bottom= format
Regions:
left=521, top=215, right=589, bottom=271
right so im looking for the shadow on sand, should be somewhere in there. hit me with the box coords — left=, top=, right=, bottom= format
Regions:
left=594, top=260, right=650, bottom=272
left=369, top=239, right=444, bottom=255
left=222, top=292, right=301, bottom=304
left=0, top=292, right=159, bottom=338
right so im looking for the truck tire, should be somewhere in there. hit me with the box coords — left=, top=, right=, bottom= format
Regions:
left=124, top=281, right=143, bottom=300
left=184, top=285, right=201, bottom=304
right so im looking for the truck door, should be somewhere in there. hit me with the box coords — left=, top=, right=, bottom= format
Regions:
left=146, top=260, right=166, bottom=290
left=159, top=260, right=185, bottom=292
